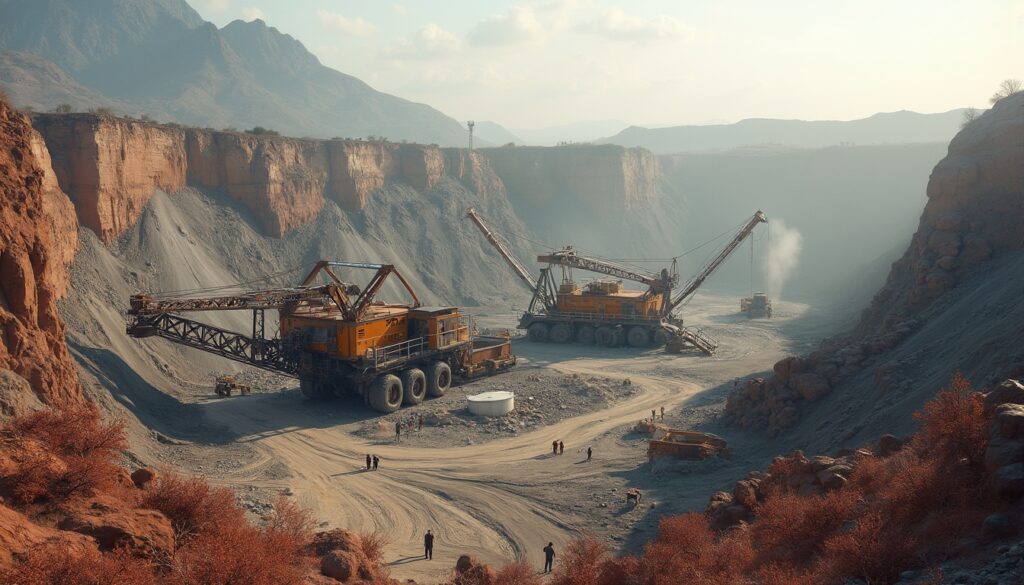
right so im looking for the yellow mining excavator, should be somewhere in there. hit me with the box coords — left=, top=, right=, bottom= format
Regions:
left=466, top=209, right=767, bottom=354
left=126, top=261, right=515, bottom=413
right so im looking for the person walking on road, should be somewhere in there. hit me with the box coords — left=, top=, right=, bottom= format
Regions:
left=552, top=440, right=558, bottom=455
left=395, top=421, right=401, bottom=443
left=660, top=406, right=665, bottom=420
left=543, top=542, right=555, bottom=573
left=558, top=441, right=564, bottom=455
left=587, top=446, right=592, bottom=461
left=372, top=455, right=379, bottom=470
left=365, top=454, right=371, bottom=471
left=424, top=529, right=434, bottom=559
left=651, top=409, right=656, bottom=421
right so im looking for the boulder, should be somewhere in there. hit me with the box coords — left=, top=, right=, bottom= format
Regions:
left=456, top=554, right=478, bottom=574
left=57, top=496, right=174, bottom=556
left=985, top=380, right=1024, bottom=409
left=994, top=404, right=1024, bottom=439
left=878, top=434, right=904, bottom=456
left=321, top=549, right=358, bottom=582
left=981, top=513, right=1013, bottom=538
left=130, top=467, right=157, bottom=489
left=992, top=463, right=1024, bottom=500
left=312, top=529, right=360, bottom=556
left=791, top=373, right=830, bottom=402
left=817, top=466, right=851, bottom=491
left=732, top=479, right=760, bottom=508
left=984, top=437, right=1024, bottom=472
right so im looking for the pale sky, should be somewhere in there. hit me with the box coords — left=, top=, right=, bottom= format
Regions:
left=191, top=0, right=1024, bottom=129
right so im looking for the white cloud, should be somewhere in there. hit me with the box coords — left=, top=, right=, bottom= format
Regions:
left=467, top=6, right=545, bottom=47
left=385, top=24, right=463, bottom=60
left=392, top=4, right=410, bottom=17
left=241, top=6, right=264, bottom=21
left=191, top=0, right=231, bottom=13
left=578, top=8, right=689, bottom=42
left=317, top=9, right=376, bottom=36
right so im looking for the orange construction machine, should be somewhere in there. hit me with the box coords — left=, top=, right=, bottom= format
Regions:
left=467, top=209, right=767, bottom=354
left=127, top=261, right=515, bottom=413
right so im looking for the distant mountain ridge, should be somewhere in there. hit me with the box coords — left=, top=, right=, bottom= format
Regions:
left=0, top=0, right=471, bottom=145
left=601, top=109, right=966, bottom=154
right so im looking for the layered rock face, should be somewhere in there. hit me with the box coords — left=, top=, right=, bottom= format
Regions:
left=32, top=114, right=511, bottom=241
left=0, top=100, right=81, bottom=406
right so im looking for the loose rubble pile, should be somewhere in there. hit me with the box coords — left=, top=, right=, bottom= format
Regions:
left=356, top=371, right=639, bottom=447
left=725, top=320, right=919, bottom=436
left=983, top=380, right=1024, bottom=501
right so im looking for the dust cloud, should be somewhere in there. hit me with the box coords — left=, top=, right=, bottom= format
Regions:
left=764, top=219, right=803, bottom=298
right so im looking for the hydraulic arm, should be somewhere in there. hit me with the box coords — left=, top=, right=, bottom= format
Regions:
left=664, top=210, right=767, bottom=316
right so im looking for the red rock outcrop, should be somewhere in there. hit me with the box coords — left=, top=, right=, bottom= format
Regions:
left=0, top=503, right=96, bottom=571
left=0, top=99, right=81, bottom=406
left=32, top=114, right=516, bottom=241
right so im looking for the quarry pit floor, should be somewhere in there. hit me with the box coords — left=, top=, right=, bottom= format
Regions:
left=140, top=294, right=830, bottom=583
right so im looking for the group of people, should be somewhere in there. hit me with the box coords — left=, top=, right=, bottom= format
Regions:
left=365, top=454, right=381, bottom=470
left=551, top=440, right=594, bottom=461
left=395, top=414, right=424, bottom=442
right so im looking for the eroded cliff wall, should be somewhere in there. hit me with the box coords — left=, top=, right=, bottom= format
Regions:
left=0, top=100, right=81, bottom=408
left=32, top=114, right=516, bottom=241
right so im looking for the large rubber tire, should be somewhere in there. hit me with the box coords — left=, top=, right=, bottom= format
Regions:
left=368, top=374, right=403, bottom=413
left=576, top=326, right=595, bottom=345
left=653, top=328, right=671, bottom=346
left=426, top=361, right=452, bottom=397
left=528, top=323, right=550, bottom=342
left=400, top=368, right=426, bottom=405
left=627, top=326, right=651, bottom=348
left=549, top=323, right=572, bottom=344
left=300, top=377, right=330, bottom=399
left=594, top=326, right=617, bottom=347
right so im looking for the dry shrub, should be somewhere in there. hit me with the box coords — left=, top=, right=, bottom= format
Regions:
left=752, top=488, right=861, bottom=566
left=139, top=473, right=242, bottom=543
left=0, top=545, right=155, bottom=585
left=266, top=495, right=314, bottom=542
left=3, top=404, right=126, bottom=504
left=357, top=530, right=388, bottom=565
left=549, top=535, right=609, bottom=585
left=494, top=559, right=543, bottom=585
left=911, top=373, right=988, bottom=465
left=816, top=511, right=918, bottom=584
left=643, top=514, right=752, bottom=585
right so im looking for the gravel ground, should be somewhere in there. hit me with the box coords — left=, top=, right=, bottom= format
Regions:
left=353, top=366, right=643, bottom=447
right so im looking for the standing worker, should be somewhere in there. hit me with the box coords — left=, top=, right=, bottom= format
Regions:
left=424, top=529, right=434, bottom=560
left=543, top=542, right=556, bottom=573
left=558, top=441, right=564, bottom=455
left=651, top=409, right=656, bottom=421
left=587, top=446, right=592, bottom=461
left=372, top=455, right=379, bottom=470
left=365, top=454, right=371, bottom=471
left=395, top=421, right=401, bottom=443
left=660, top=406, right=665, bottom=420
left=552, top=440, right=558, bottom=455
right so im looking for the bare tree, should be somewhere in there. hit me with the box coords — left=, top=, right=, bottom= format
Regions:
left=989, top=78, right=1022, bottom=105
left=960, top=107, right=981, bottom=128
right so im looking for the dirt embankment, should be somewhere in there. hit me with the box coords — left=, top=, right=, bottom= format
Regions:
left=0, top=99, right=80, bottom=408
left=725, top=92, right=1024, bottom=447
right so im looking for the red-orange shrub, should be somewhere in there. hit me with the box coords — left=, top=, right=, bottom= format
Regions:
left=495, top=559, right=544, bottom=585
left=816, top=511, right=918, bottom=584
left=139, top=473, right=243, bottom=543
left=752, top=488, right=861, bottom=566
left=911, top=373, right=988, bottom=465
left=3, top=404, right=126, bottom=503
left=0, top=545, right=155, bottom=585
left=357, top=530, right=388, bottom=565
left=549, top=536, right=609, bottom=585
left=643, top=513, right=752, bottom=585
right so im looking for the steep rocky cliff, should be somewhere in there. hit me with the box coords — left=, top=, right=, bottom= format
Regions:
left=31, top=114, right=513, bottom=241
left=0, top=99, right=80, bottom=408
left=31, top=114, right=660, bottom=250
left=726, top=92, right=1024, bottom=445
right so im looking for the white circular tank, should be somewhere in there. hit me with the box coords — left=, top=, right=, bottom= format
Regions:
left=467, top=391, right=515, bottom=416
